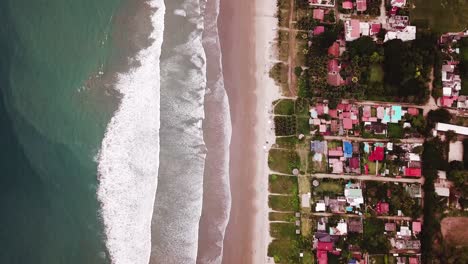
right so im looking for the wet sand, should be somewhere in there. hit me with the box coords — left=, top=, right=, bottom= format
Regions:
left=218, top=0, right=257, bottom=263
left=219, top=0, right=278, bottom=262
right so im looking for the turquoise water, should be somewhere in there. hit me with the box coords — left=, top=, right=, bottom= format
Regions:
left=0, top=0, right=122, bottom=263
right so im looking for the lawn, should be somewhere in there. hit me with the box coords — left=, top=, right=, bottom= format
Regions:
left=314, top=181, right=343, bottom=195
left=268, top=239, right=300, bottom=264
left=369, top=63, right=384, bottom=83
left=275, top=136, right=299, bottom=149
left=274, top=99, right=295, bottom=115
left=270, top=223, right=297, bottom=239
left=441, top=217, right=468, bottom=246
left=269, top=174, right=298, bottom=194
left=366, top=161, right=380, bottom=175
left=297, top=117, right=311, bottom=135
left=269, top=212, right=296, bottom=222
left=295, top=97, right=310, bottom=117
left=268, top=149, right=301, bottom=174
left=410, top=0, right=468, bottom=33
left=387, top=123, right=404, bottom=139
left=269, top=195, right=300, bottom=211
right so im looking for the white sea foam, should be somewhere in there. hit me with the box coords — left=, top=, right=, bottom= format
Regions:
left=96, top=1, right=165, bottom=264
left=149, top=0, right=208, bottom=263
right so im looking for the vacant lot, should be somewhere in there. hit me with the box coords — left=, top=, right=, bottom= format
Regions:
left=411, top=0, right=468, bottom=33
left=268, top=149, right=301, bottom=174
left=441, top=217, right=468, bottom=246
left=269, top=174, right=298, bottom=194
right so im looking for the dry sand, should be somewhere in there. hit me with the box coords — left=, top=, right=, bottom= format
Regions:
left=219, top=0, right=279, bottom=263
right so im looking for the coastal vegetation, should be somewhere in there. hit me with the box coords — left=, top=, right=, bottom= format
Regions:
left=269, top=174, right=299, bottom=194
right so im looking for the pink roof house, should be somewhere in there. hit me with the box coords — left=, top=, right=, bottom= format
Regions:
left=412, top=221, right=421, bottom=234
left=345, top=19, right=361, bottom=41
left=314, top=26, right=325, bottom=35
left=313, top=9, right=325, bottom=21
left=407, top=108, right=419, bottom=116
left=391, top=0, right=406, bottom=8
left=343, top=118, right=353, bottom=129
left=328, top=42, right=340, bottom=57
left=371, top=24, right=381, bottom=35
left=342, top=1, right=353, bottom=9
left=328, top=59, right=340, bottom=72
left=356, top=0, right=367, bottom=12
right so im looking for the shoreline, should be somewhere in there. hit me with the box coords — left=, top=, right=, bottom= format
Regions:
left=219, top=0, right=279, bottom=262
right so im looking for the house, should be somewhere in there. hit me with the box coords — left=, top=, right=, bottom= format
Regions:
left=348, top=157, right=361, bottom=173
left=327, top=59, right=345, bottom=86
left=317, top=250, right=328, bottom=264
left=407, top=107, right=419, bottom=116
left=311, top=140, right=327, bottom=153
left=309, top=0, right=336, bottom=7
left=330, top=221, right=348, bottom=235
left=316, top=201, right=326, bottom=212
left=434, top=170, right=450, bottom=197
left=376, top=202, right=389, bottom=214
left=398, top=226, right=412, bottom=237
left=391, top=0, right=406, bottom=7
left=345, top=186, right=364, bottom=207
left=342, top=1, right=353, bottom=10
left=385, top=222, right=397, bottom=232
left=356, top=0, right=367, bottom=12
left=369, top=146, right=384, bottom=162
left=314, top=26, right=325, bottom=35
left=412, top=221, right=421, bottom=235
left=329, top=147, right=344, bottom=157
left=343, top=141, right=353, bottom=158
left=328, top=42, right=340, bottom=57
left=405, top=167, right=422, bottom=177
left=313, top=9, right=325, bottom=21
left=371, top=23, right=381, bottom=35
left=436, top=122, right=468, bottom=136
left=384, top=26, right=416, bottom=42
left=317, top=241, right=334, bottom=251
left=345, top=19, right=361, bottom=41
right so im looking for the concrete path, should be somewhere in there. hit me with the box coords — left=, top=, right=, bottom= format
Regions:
left=312, top=173, right=424, bottom=184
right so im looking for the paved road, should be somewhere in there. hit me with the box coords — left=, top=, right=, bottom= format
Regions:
left=312, top=173, right=424, bottom=184
left=310, top=212, right=414, bottom=221
left=323, top=135, right=425, bottom=144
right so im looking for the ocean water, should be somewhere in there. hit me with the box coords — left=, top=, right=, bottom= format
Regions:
left=0, top=0, right=121, bottom=263
left=0, top=0, right=231, bottom=263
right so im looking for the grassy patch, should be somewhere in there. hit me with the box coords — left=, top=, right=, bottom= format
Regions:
left=276, top=136, right=298, bottom=149
left=269, top=195, right=300, bottom=211
left=269, top=212, right=296, bottom=222
left=314, top=181, right=343, bottom=195
left=274, top=99, right=295, bottom=115
left=388, top=123, right=404, bottom=139
left=270, top=223, right=297, bottom=239
left=410, top=0, right=468, bottom=33
left=302, top=252, right=314, bottom=264
left=297, top=117, right=311, bottom=135
left=295, top=97, right=310, bottom=117
left=369, top=63, right=384, bottom=83
left=269, top=174, right=298, bottom=194
left=268, top=239, right=300, bottom=264
left=268, top=149, right=301, bottom=174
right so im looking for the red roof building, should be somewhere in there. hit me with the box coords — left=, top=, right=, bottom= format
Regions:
left=371, top=23, right=381, bottom=35
left=343, top=118, right=353, bottom=129
left=369, top=146, right=384, bottom=162
left=412, top=221, right=421, bottom=234
left=376, top=202, right=389, bottom=214
left=313, top=9, right=325, bottom=21
left=342, top=1, right=353, bottom=9
left=329, top=109, right=338, bottom=118
left=328, top=42, right=340, bottom=57
left=407, top=107, right=419, bottom=116
left=328, top=59, right=339, bottom=72
left=314, top=26, right=325, bottom=35
left=317, top=242, right=334, bottom=251
left=356, top=0, right=367, bottom=12
left=349, top=157, right=360, bottom=169
left=317, top=250, right=328, bottom=264
left=405, top=168, right=422, bottom=177
left=409, top=257, right=419, bottom=264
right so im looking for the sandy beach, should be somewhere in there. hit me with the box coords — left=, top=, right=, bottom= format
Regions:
left=219, top=0, right=278, bottom=263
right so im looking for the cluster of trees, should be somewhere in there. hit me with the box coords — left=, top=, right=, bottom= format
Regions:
left=274, top=116, right=296, bottom=136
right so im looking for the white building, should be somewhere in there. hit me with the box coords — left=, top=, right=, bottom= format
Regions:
left=436, top=122, right=468, bottom=136
left=384, top=26, right=416, bottom=42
